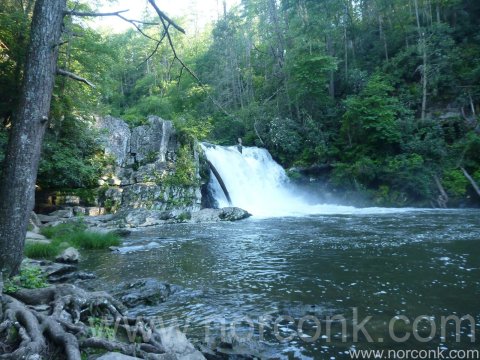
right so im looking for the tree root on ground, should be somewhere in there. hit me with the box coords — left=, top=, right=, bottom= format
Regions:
left=0, top=284, right=167, bottom=359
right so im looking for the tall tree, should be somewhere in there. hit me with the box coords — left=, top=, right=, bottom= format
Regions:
left=0, top=0, right=186, bottom=277
left=0, top=0, right=66, bottom=276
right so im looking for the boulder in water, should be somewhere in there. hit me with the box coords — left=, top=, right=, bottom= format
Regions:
left=219, top=207, right=251, bottom=221
left=190, top=207, right=251, bottom=223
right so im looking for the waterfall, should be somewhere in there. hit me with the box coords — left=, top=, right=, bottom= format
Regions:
left=201, top=144, right=420, bottom=217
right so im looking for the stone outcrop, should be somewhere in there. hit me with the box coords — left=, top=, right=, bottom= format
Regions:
left=96, top=115, right=131, bottom=166
left=96, top=115, right=204, bottom=215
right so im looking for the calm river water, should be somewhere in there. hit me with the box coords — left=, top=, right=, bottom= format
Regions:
left=81, top=209, right=480, bottom=359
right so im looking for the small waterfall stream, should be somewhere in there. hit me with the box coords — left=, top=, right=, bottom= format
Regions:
left=201, top=143, right=417, bottom=217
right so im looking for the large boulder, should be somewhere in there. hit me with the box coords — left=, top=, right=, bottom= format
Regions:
left=190, top=207, right=251, bottom=223
left=55, top=247, right=80, bottom=264
left=25, top=232, right=50, bottom=244
left=219, top=207, right=251, bottom=221
left=157, top=327, right=206, bottom=360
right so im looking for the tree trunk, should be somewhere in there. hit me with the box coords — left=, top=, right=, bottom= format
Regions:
left=433, top=174, right=448, bottom=208
left=461, top=167, right=480, bottom=198
left=421, top=37, right=428, bottom=121
left=414, top=0, right=428, bottom=121
left=0, top=0, right=66, bottom=277
left=378, top=14, right=389, bottom=62
left=326, top=34, right=335, bottom=99
left=436, top=2, right=441, bottom=23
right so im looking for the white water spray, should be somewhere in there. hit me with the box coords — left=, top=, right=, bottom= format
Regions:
left=201, top=144, right=420, bottom=217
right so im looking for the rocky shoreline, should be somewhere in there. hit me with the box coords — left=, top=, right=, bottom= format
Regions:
left=2, top=209, right=258, bottom=360
left=0, top=257, right=207, bottom=360
left=32, top=206, right=251, bottom=231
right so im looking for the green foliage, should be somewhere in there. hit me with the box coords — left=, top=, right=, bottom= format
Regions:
left=342, top=75, right=402, bottom=154
left=163, top=145, right=197, bottom=187
left=268, top=117, right=302, bottom=163
left=88, top=317, right=116, bottom=341
left=38, top=116, right=107, bottom=189
left=174, top=115, right=213, bottom=144
left=4, top=266, right=48, bottom=293
left=443, top=169, right=469, bottom=197
left=176, top=211, right=192, bottom=222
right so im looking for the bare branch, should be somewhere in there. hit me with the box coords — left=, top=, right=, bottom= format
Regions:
left=138, top=28, right=169, bottom=68
left=116, top=14, right=160, bottom=43
left=0, top=39, right=9, bottom=50
left=147, top=0, right=186, bottom=34
left=57, top=69, right=95, bottom=88
left=65, top=9, right=129, bottom=17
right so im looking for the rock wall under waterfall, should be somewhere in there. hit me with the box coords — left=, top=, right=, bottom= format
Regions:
left=96, top=115, right=203, bottom=214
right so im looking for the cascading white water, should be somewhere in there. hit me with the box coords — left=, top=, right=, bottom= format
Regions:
left=202, top=143, right=420, bottom=217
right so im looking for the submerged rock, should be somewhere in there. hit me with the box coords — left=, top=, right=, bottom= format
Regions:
left=113, top=242, right=161, bottom=254
left=115, top=278, right=180, bottom=307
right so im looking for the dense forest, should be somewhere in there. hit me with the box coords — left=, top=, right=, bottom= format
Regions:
left=1, top=0, right=480, bottom=207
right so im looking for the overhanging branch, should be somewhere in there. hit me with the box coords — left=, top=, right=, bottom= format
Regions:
left=57, top=69, right=95, bottom=88
left=64, top=9, right=129, bottom=17
left=147, top=0, right=186, bottom=34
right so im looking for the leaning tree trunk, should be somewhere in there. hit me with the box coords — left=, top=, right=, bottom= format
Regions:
left=0, top=0, right=66, bottom=277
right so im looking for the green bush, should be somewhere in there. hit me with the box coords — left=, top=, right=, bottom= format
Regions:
left=4, top=267, right=49, bottom=293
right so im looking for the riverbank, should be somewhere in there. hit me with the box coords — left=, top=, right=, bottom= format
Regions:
left=0, top=257, right=206, bottom=360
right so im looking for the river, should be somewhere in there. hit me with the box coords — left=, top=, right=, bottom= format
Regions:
left=80, top=209, right=480, bottom=359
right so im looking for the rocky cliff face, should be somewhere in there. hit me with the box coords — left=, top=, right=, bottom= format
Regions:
left=96, top=115, right=203, bottom=215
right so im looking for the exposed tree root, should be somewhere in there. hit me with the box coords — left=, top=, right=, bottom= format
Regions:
left=0, top=284, right=167, bottom=359
left=80, top=338, right=166, bottom=359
